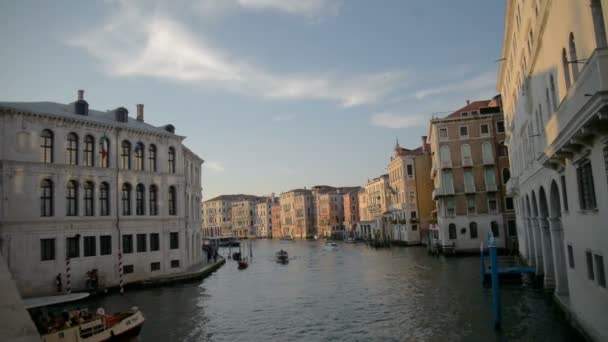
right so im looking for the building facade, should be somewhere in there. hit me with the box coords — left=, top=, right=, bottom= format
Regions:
left=357, top=188, right=371, bottom=222
left=271, top=203, right=282, bottom=239
left=364, top=175, right=390, bottom=219
left=254, top=195, right=278, bottom=238
left=231, top=198, right=259, bottom=238
left=343, top=188, right=362, bottom=234
left=280, top=189, right=314, bottom=239
left=429, top=98, right=515, bottom=253
left=202, top=195, right=235, bottom=238
left=0, top=91, right=204, bottom=297
left=497, top=1, right=608, bottom=340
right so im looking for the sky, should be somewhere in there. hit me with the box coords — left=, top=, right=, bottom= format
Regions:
left=0, top=0, right=505, bottom=200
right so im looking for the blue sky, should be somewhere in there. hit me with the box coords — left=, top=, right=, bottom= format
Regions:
left=0, top=0, right=505, bottom=199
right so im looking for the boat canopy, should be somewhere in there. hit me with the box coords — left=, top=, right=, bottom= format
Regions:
left=23, top=292, right=90, bottom=309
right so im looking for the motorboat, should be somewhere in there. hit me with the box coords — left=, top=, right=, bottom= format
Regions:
left=325, top=241, right=338, bottom=247
left=26, top=293, right=144, bottom=342
left=276, top=250, right=289, bottom=263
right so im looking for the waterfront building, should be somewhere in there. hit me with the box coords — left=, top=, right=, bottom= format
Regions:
left=343, top=187, right=362, bottom=234
left=271, top=202, right=282, bottom=239
left=497, top=1, right=608, bottom=339
left=357, top=187, right=371, bottom=222
left=0, top=91, right=204, bottom=296
left=429, top=97, right=514, bottom=253
left=364, top=175, right=391, bottom=219
left=386, top=137, right=435, bottom=244
left=280, top=188, right=314, bottom=239
left=202, top=195, right=237, bottom=238
left=231, top=197, right=260, bottom=238
left=254, top=195, right=278, bottom=238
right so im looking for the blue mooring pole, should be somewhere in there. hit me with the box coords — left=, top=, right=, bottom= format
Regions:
left=489, top=231, right=501, bottom=330
left=480, top=243, right=486, bottom=285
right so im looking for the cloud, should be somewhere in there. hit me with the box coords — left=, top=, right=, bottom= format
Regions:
left=205, top=161, right=225, bottom=172
left=67, top=3, right=402, bottom=108
left=195, top=0, right=342, bottom=17
left=370, top=112, right=429, bottom=129
left=272, top=114, right=296, bottom=122
left=414, top=71, right=497, bottom=100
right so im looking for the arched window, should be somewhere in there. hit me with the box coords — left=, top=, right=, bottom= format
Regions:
left=550, top=74, right=558, bottom=110
left=84, top=181, right=94, bottom=216
left=149, top=185, right=158, bottom=216
left=461, top=144, right=472, bottom=166
left=168, top=147, right=176, bottom=173
left=562, top=48, right=572, bottom=89
left=122, top=183, right=132, bottom=215
left=491, top=221, right=500, bottom=237
left=569, top=33, right=579, bottom=81
left=470, top=222, right=478, bottom=239
left=40, top=179, right=53, bottom=217
left=66, top=133, right=79, bottom=165
left=148, top=144, right=157, bottom=172
left=99, top=137, right=110, bottom=168
left=100, top=182, right=110, bottom=216
left=168, top=186, right=177, bottom=216
left=440, top=145, right=451, bottom=168
left=66, top=180, right=78, bottom=216
left=502, top=168, right=511, bottom=184
left=135, top=142, right=145, bottom=171
left=136, top=184, right=145, bottom=216
left=84, top=135, right=95, bottom=167
left=482, top=142, right=493, bottom=164
left=121, top=141, right=131, bottom=169
left=40, top=130, right=54, bottom=163
left=448, top=223, right=457, bottom=240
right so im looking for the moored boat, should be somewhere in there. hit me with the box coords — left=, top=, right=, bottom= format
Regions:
left=238, top=258, right=249, bottom=269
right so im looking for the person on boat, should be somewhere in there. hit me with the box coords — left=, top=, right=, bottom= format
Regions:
left=55, top=273, right=62, bottom=293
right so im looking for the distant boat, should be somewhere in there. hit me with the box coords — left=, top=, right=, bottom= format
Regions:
left=313, top=235, right=318, bottom=240
left=280, top=236, right=294, bottom=241
left=325, top=241, right=338, bottom=247
left=238, top=258, right=249, bottom=269
left=276, top=250, right=289, bottom=263
left=345, top=237, right=355, bottom=243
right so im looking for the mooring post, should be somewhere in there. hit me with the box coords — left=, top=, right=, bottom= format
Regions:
left=480, top=242, right=486, bottom=285
left=489, top=231, right=501, bottom=330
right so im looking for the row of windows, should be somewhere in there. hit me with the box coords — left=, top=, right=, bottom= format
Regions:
left=447, top=221, right=501, bottom=240
left=40, top=180, right=177, bottom=217
left=443, top=193, right=502, bottom=217
left=123, top=260, right=180, bottom=274
left=438, top=121, right=505, bottom=140
left=439, top=142, right=507, bottom=166
left=567, top=245, right=606, bottom=288
left=39, top=129, right=176, bottom=173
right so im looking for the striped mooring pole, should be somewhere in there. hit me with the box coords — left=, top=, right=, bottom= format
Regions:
left=118, top=251, right=124, bottom=294
left=65, top=257, right=71, bottom=294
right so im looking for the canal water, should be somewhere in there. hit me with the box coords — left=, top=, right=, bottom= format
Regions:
left=92, top=240, right=582, bottom=341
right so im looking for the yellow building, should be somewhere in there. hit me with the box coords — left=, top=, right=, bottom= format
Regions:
left=280, top=188, right=314, bottom=239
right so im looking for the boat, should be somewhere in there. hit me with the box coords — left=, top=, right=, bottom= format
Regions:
left=238, top=258, right=249, bottom=269
left=276, top=250, right=289, bottom=263
left=325, top=241, right=338, bottom=247
left=280, top=236, right=294, bottom=241
left=345, top=237, right=355, bottom=243
left=26, top=293, right=144, bottom=342
left=313, top=235, right=318, bottom=240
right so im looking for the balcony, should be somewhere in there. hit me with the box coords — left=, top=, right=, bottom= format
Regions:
left=464, top=183, right=476, bottom=194
left=440, top=160, right=452, bottom=169
left=432, top=185, right=455, bottom=199
left=462, top=156, right=473, bottom=167
left=485, top=182, right=498, bottom=192
left=482, top=155, right=494, bottom=165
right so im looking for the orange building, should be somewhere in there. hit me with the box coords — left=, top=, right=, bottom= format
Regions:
left=343, top=188, right=362, bottom=234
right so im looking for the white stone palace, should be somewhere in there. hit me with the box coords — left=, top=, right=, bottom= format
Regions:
left=0, top=90, right=204, bottom=297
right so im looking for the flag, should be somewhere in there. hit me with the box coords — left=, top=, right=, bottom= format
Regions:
left=100, top=134, right=109, bottom=161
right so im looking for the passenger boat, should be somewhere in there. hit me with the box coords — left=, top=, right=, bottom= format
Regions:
left=276, top=250, right=289, bottom=263
left=25, top=293, right=145, bottom=342
left=238, top=258, right=249, bottom=269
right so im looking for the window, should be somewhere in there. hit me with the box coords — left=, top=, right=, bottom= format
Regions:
left=496, top=121, right=505, bottom=133
left=84, top=135, right=95, bottom=167
left=168, top=147, right=176, bottom=173
left=135, top=142, right=144, bottom=171
left=171, top=260, right=180, bottom=268
left=412, top=224, right=418, bottom=231
left=463, top=170, right=475, bottom=193
left=100, top=235, right=111, bottom=255
left=84, top=181, right=94, bottom=216
left=122, top=183, right=132, bottom=215
left=461, top=144, right=472, bottom=166
left=121, top=140, right=131, bottom=169
left=149, top=185, right=158, bottom=216
left=568, top=245, right=575, bottom=268
left=482, top=142, right=493, bottom=164
left=576, top=159, right=597, bottom=210
left=491, top=221, right=500, bottom=237
left=448, top=223, right=457, bottom=239
left=488, top=193, right=498, bottom=213
left=440, top=145, right=451, bottom=166
left=123, top=265, right=134, bottom=274
left=467, top=195, right=476, bottom=214
left=459, top=126, right=469, bottom=138
left=137, top=233, right=147, bottom=252
left=168, top=186, right=177, bottom=216
left=84, top=236, right=96, bottom=257
left=40, top=129, right=54, bottom=163
left=439, top=128, right=448, bottom=139
left=586, top=251, right=595, bottom=280
left=122, top=234, right=133, bottom=254
left=66, top=133, right=79, bottom=165
left=595, top=254, right=606, bottom=287
left=505, top=197, right=514, bottom=210
left=470, top=222, right=478, bottom=239
left=480, top=124, right=489, bottom=136
left=100, top=182, right=110, bottom=216
left=150, top=233, right=160, bottom=251
left=445, top=197, right=455, bottom=216
left=66, top=180, right=78, bottom=216
left=40, top=179, right=53, bottom=217
left=498, top=142, right=508, bottom=157
left=411, top=211, right=417, bottom=219
left=41, top=238, right=55, bottom=261
left=461, top=112, right=468, bottom=117
left=408, top=191, right=416, bottom=204
left=502, top=168, right=511, bottom=184
left=148, top=144, right=157, bottom=171
left=561, top=175, right=569, bottom=212
left=151, top=262, right=161, bottom=271
left=136, top=184, right=145, bottom=216
left=99, top=137, right=110, bottom=168
left=406, top=164, right=414, bottom=178
left=170, top=232, right=179, bottom=249
left=66, top=236, right=79, bottom=258
left=485, top=166, right=497, bottom=191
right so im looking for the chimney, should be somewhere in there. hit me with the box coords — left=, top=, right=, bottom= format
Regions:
left=466, top=99, right=470, bottom=105
left=421, top=136, right=427, bottom=153
left=78, top=89, right=84, bottom=100
left=136, top=104, right=144, bottom=122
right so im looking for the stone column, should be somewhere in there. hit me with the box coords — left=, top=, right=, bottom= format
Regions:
left=549, top=217, right=570, bottom=296
left=531, top=218, right=544, bottom=275
left=525, top=218, right=536, bottom=267
left=539, top=218, right=555, bottom=288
